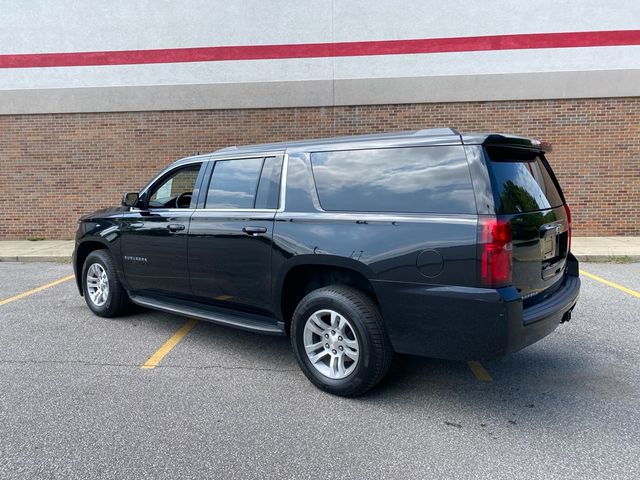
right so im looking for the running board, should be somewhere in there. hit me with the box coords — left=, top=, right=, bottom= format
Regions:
left=129, top=294, right=285, bottom=335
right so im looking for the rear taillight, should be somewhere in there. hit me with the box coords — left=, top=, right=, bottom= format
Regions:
left=564, top=203, right=572, bottom=252
left=478, top=218, right=512, bottom=288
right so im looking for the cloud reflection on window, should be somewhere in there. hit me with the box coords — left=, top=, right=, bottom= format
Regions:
left=206, top=157, right=263, bottom=209
left=311, top=147, right=475, bottom=214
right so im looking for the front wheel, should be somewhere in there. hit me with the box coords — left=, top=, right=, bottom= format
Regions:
left=82, top=249, right=130, bottom=317
left=291, top=286, right=393, bottom=397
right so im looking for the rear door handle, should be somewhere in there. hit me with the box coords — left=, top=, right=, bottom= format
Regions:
left=242, top=226, right=267, bottom=236
left=167, top=224, right=186, bottom=232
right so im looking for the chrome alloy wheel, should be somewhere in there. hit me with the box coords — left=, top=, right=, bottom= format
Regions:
left=303, top=309, right=360, bottom=379
left=86, top=263, right=109, bottom=307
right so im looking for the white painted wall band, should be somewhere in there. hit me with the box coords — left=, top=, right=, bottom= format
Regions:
left=2, top=70, right=639, bottom=115
left=1, top=0, right=639, bottom=113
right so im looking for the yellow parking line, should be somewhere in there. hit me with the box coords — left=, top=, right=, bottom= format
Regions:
left=141, top=319, right=198, bottom=369
left=467, top=360, right=493, bottom=382
left=214, top=295, right=234, bottom=301
left=0, top=274, right=75, bottom=306
left=580, top=270, right=640, bottom=298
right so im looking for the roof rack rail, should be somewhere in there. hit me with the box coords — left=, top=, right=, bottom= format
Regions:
left=214, top=145, right=239, bottom=154
left=413, top=127, right=460, bottom=136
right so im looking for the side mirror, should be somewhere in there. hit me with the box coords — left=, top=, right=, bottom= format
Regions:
left=122, top=192, right=139, bottom=207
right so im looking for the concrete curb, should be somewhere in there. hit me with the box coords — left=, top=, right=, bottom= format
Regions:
left=574, top=254, right=640, bottom=263
left=0, top=256, right=72, bottom=263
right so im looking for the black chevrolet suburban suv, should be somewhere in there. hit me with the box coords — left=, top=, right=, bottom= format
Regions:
left=74, top=128, right=580, bottom=396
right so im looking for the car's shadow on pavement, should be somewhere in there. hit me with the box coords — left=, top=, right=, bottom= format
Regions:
left=136, top=311, right=607, bottom=422
left=359, top=345, right=617, bottom=433
left=67, top=301, right=622, bottom=436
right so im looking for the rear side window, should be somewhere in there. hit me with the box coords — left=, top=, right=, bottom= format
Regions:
left=310, top=146, right=475, bottom=214
left=255, top=156, right=283, bottom=209
left=205, top=156, right=283, bottom=209
left=205, top=158, right=263, bottom=209
left=485, top=147, right=563, bottom=214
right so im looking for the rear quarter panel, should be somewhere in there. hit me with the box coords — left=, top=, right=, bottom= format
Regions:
left=273, top=151, right=482, bottom=357
left=272, top=212, right=478, bottom=285
left=273, top=150, right=478, bottom=286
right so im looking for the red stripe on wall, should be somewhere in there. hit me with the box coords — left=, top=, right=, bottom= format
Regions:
left=2, top=30, right=640, bottom=68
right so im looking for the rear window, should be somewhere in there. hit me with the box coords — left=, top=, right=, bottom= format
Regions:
left=310, top=146, right=476, bottom=214
left=486, top=147, right=563, bottom=214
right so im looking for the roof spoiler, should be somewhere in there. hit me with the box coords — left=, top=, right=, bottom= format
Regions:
left=481, top=134, right=552, bottom=153
left=461, top=133, right=551, bottom=153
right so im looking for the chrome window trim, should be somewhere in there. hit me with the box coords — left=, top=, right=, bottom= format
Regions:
left=209, top=151, right=284, bottom=162
left=127, top=207, right=197, bottom=214
left=193, top=208, right=278, bottom=213
left=277, top=153, right=289, bottom=213
left=128, top=207, right=278, bottom=214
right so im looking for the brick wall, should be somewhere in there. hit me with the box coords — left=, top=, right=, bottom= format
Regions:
left=0, top=97, right=638, bottom=239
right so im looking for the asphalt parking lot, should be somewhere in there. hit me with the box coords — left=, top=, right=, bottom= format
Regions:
left=0, top=262, right=638, bottom=479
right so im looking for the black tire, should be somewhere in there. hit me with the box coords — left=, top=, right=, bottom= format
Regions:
left=291, top=285, right=393, bottom=397
left=82, top=249, right=130, bottom=318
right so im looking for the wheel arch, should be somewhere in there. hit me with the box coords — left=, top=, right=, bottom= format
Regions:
left=275, top=255, right=379, bottom=334
left=74, top=239, right=111, bottom=295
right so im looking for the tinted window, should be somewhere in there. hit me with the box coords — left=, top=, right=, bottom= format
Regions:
left=205, top=158, right=263, bottom=209
left=255, top=156, right=283, bottom=209
left=148, top=164, right=202, bottom=208
left=310, top=146, right=475, bottom=214
left=284, top=153, right=317, bottom=212
left=486, top=148, right=563, bottom=214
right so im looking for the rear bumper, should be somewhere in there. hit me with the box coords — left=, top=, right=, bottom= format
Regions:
left=371, top=265, right=580, bottom=361
left=503, top=273, right=579, bottom=356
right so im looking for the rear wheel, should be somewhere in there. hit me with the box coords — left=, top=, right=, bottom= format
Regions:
left=291, top=286, right=393, bottom=397
left=82, top=249, right=130, bottom=317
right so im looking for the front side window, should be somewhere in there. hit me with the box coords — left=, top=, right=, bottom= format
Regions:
left=310, top=146, right=476, bottom=214
left=148, top=163, right=202, bottom=209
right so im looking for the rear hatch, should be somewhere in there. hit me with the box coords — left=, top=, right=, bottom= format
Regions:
left=485, top=145, right=569, bottom=303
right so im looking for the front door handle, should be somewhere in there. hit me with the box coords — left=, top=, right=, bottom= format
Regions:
left=167, top=224, right=186, bottom=232
left=242, top=226, right=267, bottom=236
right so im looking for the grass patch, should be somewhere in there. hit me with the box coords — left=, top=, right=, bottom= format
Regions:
left=609, top=255, right=634, bottom=264
left=26, top=236, right=45, bottom=241
left=54, top=257, right=73, bottom=264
